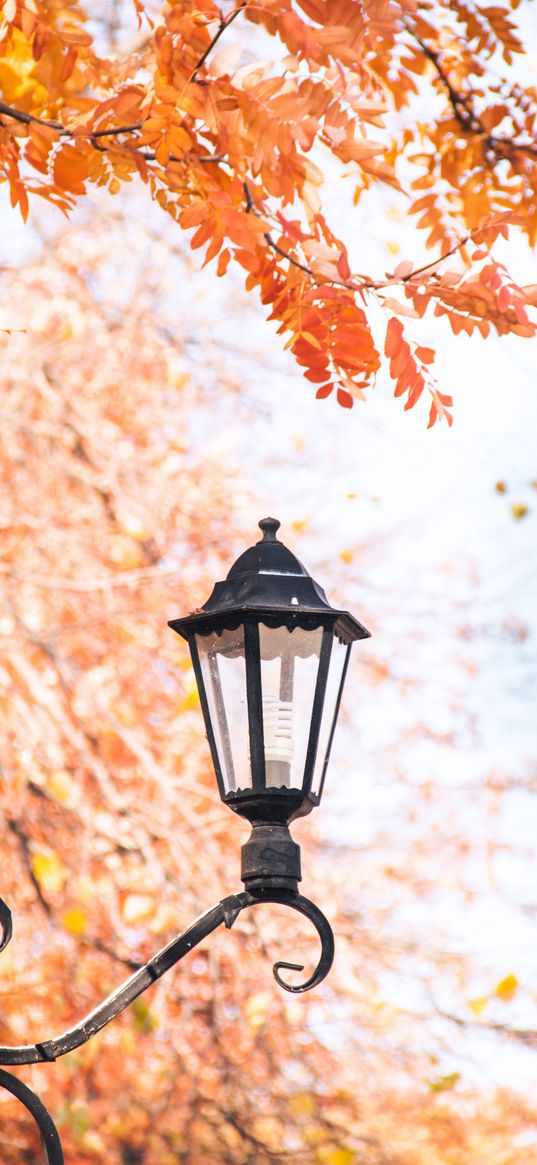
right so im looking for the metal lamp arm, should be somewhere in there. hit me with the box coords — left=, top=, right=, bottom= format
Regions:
left=0, top=889, right=333, bottom=1067
left=0, top=889, right=333, bottom=1164
left=0, top=894, right=239, bottom=1067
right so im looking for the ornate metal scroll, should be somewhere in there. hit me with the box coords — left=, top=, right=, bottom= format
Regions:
left=0, top=888, right=334, bottom=1161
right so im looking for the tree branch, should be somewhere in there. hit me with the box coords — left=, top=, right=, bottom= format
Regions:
left=433, top=1000, right=537, bottom=1049
left=243, top=181, right=471, bottom=294
left=0, top=99, right=226, bottom=170
left=382, top=234, right=472, bottom=288
left=404, top=21, right=537, bottom=160
left=243, top=180, right=333, bottom=284
left=0, top=100, right=143, bottom=140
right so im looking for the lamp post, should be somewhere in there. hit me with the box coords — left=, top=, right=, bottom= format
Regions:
left=0, top=518, right=370, bottom=1164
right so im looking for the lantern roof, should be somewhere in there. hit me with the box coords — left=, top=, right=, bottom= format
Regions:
left=169, top=518, right=370, bottom=643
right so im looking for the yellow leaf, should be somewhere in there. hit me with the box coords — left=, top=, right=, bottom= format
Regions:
left=495, top=480, right=507, bottom=493
left=316, top=1148, right=356, bottom=1165
left=63, top=907, right=88, bottom=937
left=47, top=770, right=75, bottom=805
left=120, top=514, right=147, bottom=539
left=386, top=240, right=400, bottom=255
left=0, top=59, right=35, bottom=102
left=339, top=549, right=354, bottom=564
left=178, top=684, right=200, bottom=712
left=495, top=973, right=518, bottom=1001
left=80, top=1130, right=106, bottom=1154
left=468, top=996, right=488, bottom=1016
left=289, top=1093, right=316, bottom=1118
left=123, top=894, right=154, bottom=924
left=109, top=534, right=143, bottom=569
left=131, top=998, right=158, bottom=1033
left=511, top=503, right=528, bottom=520
left=31, top=851, right=68, bottom=894
left=430, top=1071, right=461, bottom=1093
left=244, top=991, right=271, bottom=1031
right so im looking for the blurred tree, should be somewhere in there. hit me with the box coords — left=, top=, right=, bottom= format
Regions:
left=0, top=0, right=536, bottom=423
left=0, top=228, right=536, bottom=1164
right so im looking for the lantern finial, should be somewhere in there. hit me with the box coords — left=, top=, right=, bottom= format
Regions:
left=258, top=517, right=281, bottom=542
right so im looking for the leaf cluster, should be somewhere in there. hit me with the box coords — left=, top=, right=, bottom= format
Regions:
left=0, top=0, right=536, bottom=423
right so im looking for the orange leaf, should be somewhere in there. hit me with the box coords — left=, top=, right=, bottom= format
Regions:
left=304, top=369, right=331, bottom=383
left=60, top=46, right=78, bottom=83
left=385, top=316, right=404, bottom=358
left=415, top=346, right=435, bottom=364
left=382, top=297, right=419, bottom=318
left=217, top=248, right=231, bottom=276
left=404, top=374, right=425, bottom=409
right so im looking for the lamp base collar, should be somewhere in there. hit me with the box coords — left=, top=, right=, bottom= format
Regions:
left=241, top=823, right=301, bottom=893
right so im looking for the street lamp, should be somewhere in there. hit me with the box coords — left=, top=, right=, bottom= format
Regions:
left=0, top=518, right=370, bottom=1164
left=169, top=516, right=370, bottom=893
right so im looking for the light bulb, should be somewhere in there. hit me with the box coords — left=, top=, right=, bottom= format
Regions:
left=262, top=694, right=294, bottom=763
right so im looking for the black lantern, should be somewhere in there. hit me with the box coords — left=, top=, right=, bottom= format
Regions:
left=169, top=518, right=370, bottom=892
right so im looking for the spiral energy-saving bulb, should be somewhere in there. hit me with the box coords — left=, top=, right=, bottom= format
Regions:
left=263, top=693, right=294, bottom=784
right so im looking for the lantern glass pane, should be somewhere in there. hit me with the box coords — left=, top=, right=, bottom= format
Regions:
left=311, top=635, right=349, bottom=797
left=258, top=624, right=323, bottom=791
left=196, top=627, right=250, bottom=794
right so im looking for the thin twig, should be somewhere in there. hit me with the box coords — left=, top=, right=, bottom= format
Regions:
left=433, top=1000, right=537, bottom=1049
left=0, top=563, right=182, bottom=591
left=244, top=180, right=470, bottom=292
left=6, top=819, right=52, bottom=917
left=189, top=3, right=246, bottom=83
left=266, top=233, right=319, bottom=278
left=382, top=234, right=471, bottom=289
left=243, top=180, right=329, bottom=284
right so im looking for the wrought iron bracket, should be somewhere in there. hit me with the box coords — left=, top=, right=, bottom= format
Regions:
left=0, top=888, right=334, bottom=1161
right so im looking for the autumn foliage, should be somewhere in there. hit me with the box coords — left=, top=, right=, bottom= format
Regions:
left=0, top=229, right=536, bottom=1163
left=0, top=0, right=536, bottom=424
left=1, top=0, right=537, bottom=1159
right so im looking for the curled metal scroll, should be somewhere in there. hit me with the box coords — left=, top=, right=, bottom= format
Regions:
left=237, top=890, right=335, bottom=993
left=0, top=1068, right=64, bottom=1165
left=0, top=889, right=334, bottom=1069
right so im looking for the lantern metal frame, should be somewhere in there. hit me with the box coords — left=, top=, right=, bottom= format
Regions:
left=0, top=518, right=370, bottom=1164
left=169, top=517, right=370, bottom=894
